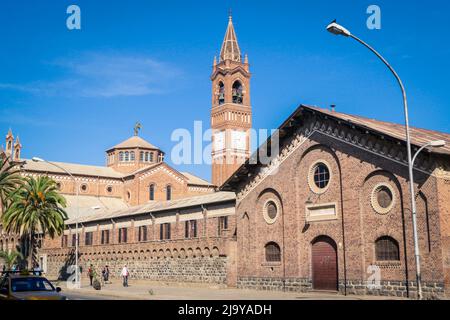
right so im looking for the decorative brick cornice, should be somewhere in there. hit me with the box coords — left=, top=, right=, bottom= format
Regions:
left=236, top=117, right=439, bottom=202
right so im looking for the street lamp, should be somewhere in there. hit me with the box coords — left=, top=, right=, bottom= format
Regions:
left=32, top=157, right=80, bottom=289
left=326, top=21, right=429, bottom=299
left=412, top=140, right=446, bottom=165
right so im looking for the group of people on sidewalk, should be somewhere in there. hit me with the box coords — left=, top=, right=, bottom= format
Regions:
left=87, top=264, right=130, bottom=287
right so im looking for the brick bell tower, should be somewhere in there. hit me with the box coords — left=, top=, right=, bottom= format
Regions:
left=211, top=14, right=252, bottom=187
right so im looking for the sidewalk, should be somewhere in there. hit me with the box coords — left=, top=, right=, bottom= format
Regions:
left=57, top=278, right=406, bottom=300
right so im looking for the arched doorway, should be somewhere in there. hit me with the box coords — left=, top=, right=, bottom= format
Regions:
left=311, top=235, right=338, bottom=291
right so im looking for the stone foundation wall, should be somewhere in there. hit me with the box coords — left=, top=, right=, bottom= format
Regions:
left=238, top=277, right=445, bottom=299
left=41, top=237, right=233, bottom=285
left=237, top=277, right=312, bottom=292
left=46, top=255, right=228, bottom=285
left=341, top=279, right=445, bottom=299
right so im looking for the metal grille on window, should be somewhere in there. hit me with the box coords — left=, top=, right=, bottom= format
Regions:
left=313, top=163, right=330, bottom=189
left=375, top=236, right=399, bottom=261
left=265, top=242, right=281, bottom=262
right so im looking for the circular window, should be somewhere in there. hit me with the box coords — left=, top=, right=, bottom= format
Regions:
left=56, top=182, right=62, bottom=190
left=263, top=200, right=280, bottom=224
left=106, top=186, right=113, bottom=194
left=80, top=184, right=88, bottom=193
left=308, top=160, right=332, bottom=194
left=371, top=183, right=396, bottom=214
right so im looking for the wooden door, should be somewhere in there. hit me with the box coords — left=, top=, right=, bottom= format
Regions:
left=312, top=236, right=338, bottom=291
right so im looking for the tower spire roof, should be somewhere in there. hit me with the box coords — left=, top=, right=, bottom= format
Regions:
left=220, top=14, right=241, bottom=62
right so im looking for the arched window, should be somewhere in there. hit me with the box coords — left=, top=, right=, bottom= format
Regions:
left=218, top=81, right=225, bottom=105
left=140, top=151, right=144, bottom=161
left=149, top=184, right=155, bottom=201
left=119, top=152, right=124, bottom=162
left=145, top=152, right=149, bottom=162
left=130, top=151, right=135, bottom=161
left=232, top=81, right=243, bottom=104
left=149, top=152, right=154, bottom=162
left=124, top=151, right=130, bottom=162
left=265, top=242, right=281, bottom=262
left=375, top=236, right=400, bottom=261
left=166, top=185, right=172, bottom=201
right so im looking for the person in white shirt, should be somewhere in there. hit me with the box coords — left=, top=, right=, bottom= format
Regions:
left=121, top=265, right=129, bottom=287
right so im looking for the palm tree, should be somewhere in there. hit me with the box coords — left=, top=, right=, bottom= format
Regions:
left=0, top=250, right=24, bottom=270
left=0, top=156, right=23, bottom=215
left=2, top=176, right=68, bottom=267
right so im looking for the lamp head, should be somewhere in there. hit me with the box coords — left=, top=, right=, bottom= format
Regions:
left=326, top=21, right=351, bottom=37
left=429, top=140, right=446, bottom=148
left=32, top=157, right=45, bottom=162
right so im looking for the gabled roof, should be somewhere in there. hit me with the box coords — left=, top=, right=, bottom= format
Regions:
left=107, top=136, right=160, bottom=152
left=63, top=195, right=129, bottom=220
left=181, top=172, right=214, bottom=187
left=220, top=15, right=241, bottom=62
left=305, top=106, right=450, bottom=156
left=22, top=159, right=124, bottom=179
left=66, top=191, right=236, bottom=225
left=221, top=104, right=450, bottom=191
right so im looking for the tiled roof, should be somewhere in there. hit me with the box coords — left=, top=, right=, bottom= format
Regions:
left=107, top=136, right=160, bottom=151
left=305, top=106, right=450, bottom=156
left=63, top=195, right=129, bottom=220
left=181, top=172, right=214, bottom=186
left=221, top=104, right=450, bottom=191
left=65, top=191, right=236, bottom=224
left=22, top=159, right=124, bottom=179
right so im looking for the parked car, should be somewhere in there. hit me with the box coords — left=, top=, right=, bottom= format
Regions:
left=0, top=271, right=67, bottom=300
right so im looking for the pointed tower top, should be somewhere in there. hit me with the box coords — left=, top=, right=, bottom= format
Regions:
left=6, top=128, right=13, bottom=139
left=14, top=135, right=21, bottom=147
left=220, top=13, right=241, bottom=62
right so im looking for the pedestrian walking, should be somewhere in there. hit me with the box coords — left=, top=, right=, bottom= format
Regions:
left=102, top=265, right=110, bottom=284
left=121, top=265, right=129, bottom=287
left=88, top=264, right=95, bottom=286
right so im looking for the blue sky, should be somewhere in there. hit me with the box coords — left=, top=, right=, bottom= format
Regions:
left=0, top=0, right=449, bottom=181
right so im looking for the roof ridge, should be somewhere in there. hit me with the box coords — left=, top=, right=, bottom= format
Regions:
left=304, top=105, right=450, bottom=137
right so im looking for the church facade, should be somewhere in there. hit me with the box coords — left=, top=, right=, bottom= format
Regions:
left=1, top=16, right=450, bottom=299
left=221, top=106, right=450, bottom=299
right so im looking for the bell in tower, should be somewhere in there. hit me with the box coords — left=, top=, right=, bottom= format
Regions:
left=210, top=13, right=252, bottom=187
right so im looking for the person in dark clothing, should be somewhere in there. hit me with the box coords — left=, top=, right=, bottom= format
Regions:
left=88, top=264, right=94, bottom=286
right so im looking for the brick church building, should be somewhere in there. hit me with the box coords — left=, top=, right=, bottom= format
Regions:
left=1, top=15, right=450, bottom=298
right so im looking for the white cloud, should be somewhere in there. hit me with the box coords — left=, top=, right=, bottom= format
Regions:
left=0, top=52, right=182, bottom=98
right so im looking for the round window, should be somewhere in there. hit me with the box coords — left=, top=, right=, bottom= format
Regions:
left=377, top=186, right=393, bottom=208
left=267, top=202, right=277, bottom=220
left=80, top=184, right=88, bottom=192
left=308, top=160, right=332, bottom=194
left=106, top=186, right=113, bottom=193
left=371, top=183, right=395, bottom=214
left=313, top=163, right=330, bottom=189
left=263, top=200, right=279, bottom=224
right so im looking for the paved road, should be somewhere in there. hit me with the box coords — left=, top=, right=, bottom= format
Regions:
left=54, top=278, right=407, bottom=300
left=64, top=291, right=115, bottom=300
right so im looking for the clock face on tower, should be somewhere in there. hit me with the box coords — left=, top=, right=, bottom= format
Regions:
left=231, top=130, right=246, bottom=150
left=213, top=131, right=225, bottom=152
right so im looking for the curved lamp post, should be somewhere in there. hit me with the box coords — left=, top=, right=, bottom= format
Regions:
left=32, top=157, right=80, bottom=289
left=326, top=21, right=446, bottom=299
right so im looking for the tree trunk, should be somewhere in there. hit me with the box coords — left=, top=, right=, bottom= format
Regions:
left=28, top=231, right=34, bottom=270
